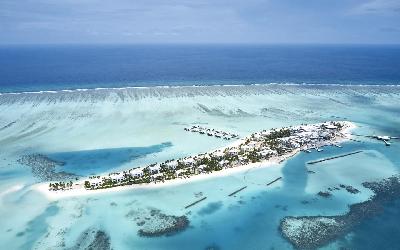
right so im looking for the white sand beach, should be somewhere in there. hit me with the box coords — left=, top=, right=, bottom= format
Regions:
left=33, top=121, right=356, bottom=200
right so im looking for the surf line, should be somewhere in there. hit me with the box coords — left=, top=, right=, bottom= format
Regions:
left=307, top=150, right=363, bottom=165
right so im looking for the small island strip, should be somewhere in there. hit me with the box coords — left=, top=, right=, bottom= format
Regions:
left=40, top=121, right=355, bottom=198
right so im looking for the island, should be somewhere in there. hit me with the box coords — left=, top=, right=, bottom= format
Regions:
left=43, top=121, right=355, bottom=197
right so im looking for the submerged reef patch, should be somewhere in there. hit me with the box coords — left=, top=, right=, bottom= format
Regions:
left=279, top=175, right=400, bottom=249
left=260, top=107, right=310, bottom=121
left=317, top=191, right=332, bottom=198
left=69, top=228, right=111, bottom=250
left=138, top=209, right=189, bottom=237
left=126, top=208, right=189, bottom=237
left=87, top=231, right=111, bottom=250
left=17, top=154, right=77, bottom=181
left=340, top=184, right=360, bottom=194
left=205, top=243, right=221, bottom=250
left=197, top=103, right=254, bottom=117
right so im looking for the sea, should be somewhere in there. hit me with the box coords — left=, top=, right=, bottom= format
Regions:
left=1, top=44, right=400, bottom=93
left=0, top=44, right=399, bottom=250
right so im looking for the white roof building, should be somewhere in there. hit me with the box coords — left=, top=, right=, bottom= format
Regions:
left=89, top=178, right=103, bottom=186
left=228, top=148, right=239, bottom=154
left=219, top=160, right=229, bottom=165
left=259, top=149, right=275, bottom=156
left=198, top=164, right=207, bottom=170
left=323, top=123, right=337, bottom=129
left=166, top=161, right=178, bottom=168
left=183, top=158, right=195, bottom=164
left=213, top=151, right=225, bottom=157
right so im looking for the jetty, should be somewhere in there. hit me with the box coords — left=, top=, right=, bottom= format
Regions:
left=351, top=133, right=398, bottom=146
left=228, top=186, right=248, bottom=196
left=307, top=150, right=363, bottom=165
left=372, top=135, right=395, bottom=146
left=349, top=138, right=362, bottom=143
left=184, top=125, right=239, bottom=140
left=383, top=140, right=391, bottom=146
left=267, top=177, right=282, bottom=186
left=184, top=197, right=207, bottom=209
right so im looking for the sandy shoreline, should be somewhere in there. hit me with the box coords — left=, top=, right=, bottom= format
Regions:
left=33, top=121, right=356, bottom=200
left=33, top=159, right=280, bottom=200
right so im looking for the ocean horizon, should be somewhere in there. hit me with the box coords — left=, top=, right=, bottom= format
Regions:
left=1, top=44, right=400, bottom=93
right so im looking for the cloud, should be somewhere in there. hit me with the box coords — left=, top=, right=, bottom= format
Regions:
left=353, top=0, right=400, bottom=15
left=0, top=0, right=399, bottom=44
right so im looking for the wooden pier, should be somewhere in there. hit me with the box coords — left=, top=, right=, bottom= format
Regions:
left=184, top=197, right=207, bottom=209
left=307, top=150, right=363, bottom=165
left=266, top=177, right=282, bottom=186
left=228, top=186, right=247, bottom=197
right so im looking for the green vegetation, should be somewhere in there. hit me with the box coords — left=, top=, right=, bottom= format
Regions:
left=265, top=128, right=291, bottom=140
left=49, top=122, right=346, bottom=192
left=49, top=181, right=73, bottom=191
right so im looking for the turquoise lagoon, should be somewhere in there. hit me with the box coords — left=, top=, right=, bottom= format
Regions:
left=0, top=84, right=399, bottom=249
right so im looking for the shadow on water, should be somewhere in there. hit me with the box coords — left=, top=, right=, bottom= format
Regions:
left=48, top=142, right=172, bottom=176
left=197, top=202, right=223, bottom=216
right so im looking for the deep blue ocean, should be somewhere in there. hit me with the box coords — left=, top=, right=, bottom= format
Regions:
left=1, top=44, right=400, bottom=92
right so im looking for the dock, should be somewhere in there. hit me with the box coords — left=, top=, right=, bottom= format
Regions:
left=184, top=197, right=207, bottom=209
left=266, top=177, right=282, bottom=186
left=307, top=150, right=363, bottom=165
left=184, top=126, right=239, bottom=140
left=228, top=186, right=247, bottom=197
left=351, top=133, right=368, bottom=137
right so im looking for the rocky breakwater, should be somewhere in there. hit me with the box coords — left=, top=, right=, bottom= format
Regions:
left=279, top=175, right=400, bottom=249
left=69, top=228, right=111, bottom=250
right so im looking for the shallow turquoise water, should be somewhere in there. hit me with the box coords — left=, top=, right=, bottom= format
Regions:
left=0, top=84, right=399, bottom=249
left=49, top=142, right=172, bottom=176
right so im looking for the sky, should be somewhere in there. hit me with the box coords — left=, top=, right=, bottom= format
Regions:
left=0, top=0, right=400, bottom=44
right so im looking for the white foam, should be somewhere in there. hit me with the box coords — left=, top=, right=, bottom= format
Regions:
left=0, top=82, right=399, bottom=96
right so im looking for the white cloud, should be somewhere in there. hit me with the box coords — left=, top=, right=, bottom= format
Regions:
left=353, top=0, right=400, bottom=15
